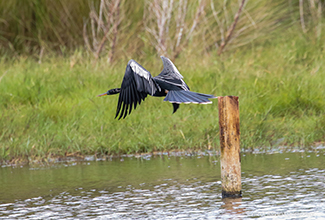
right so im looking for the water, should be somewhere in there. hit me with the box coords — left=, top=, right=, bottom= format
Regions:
left=1, top=151, right=325, bottom=219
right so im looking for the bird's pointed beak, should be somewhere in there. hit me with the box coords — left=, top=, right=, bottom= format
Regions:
left=97, top=92, right=107, bottom=97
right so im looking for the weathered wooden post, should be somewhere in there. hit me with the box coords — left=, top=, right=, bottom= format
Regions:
left=218, top=96, right=242, bottom=198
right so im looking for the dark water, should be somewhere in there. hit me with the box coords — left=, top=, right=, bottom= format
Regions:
left=1, top=151, right=325, bottom=219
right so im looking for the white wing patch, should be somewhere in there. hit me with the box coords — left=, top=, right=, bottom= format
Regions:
left=130, top=61, right=150, bottom=81
left=161, top=56, right=184, bottom=79
left=169, top=59, right=183, bottom=79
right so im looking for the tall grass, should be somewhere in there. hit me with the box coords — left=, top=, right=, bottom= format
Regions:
left=1, top=25, right=325, bottom=164
left=0, top=0, right=144, bottom=58
left=0, top=0, right=311, bottom=59
left=0, top=0, right=89, bottom=54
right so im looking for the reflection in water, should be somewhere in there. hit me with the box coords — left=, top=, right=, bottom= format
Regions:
left=222, top=197, right=245, bottom=216
left=0, top=152, right=325, bottom=219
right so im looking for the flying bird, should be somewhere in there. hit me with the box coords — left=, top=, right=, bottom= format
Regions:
left=98, top=56, right=216, bottom=119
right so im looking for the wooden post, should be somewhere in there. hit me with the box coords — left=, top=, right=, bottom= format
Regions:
left=218, top=96, right=242, bottom=198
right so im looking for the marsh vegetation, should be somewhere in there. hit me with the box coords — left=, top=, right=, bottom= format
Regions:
left=0, top=0, right=325, bottom=163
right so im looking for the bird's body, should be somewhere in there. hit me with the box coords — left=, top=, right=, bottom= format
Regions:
left=98, top=56, right=216, bottom=119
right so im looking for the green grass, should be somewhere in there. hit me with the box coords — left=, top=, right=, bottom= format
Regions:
left=1, top=27, right=325, bottom=164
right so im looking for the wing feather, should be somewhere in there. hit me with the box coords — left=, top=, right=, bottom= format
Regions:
left=123, top=88, right=129, bottom=119
left=115, top=91, right=123, bottom=118
left=128, top=86, right=134, bottom=115
left=117, top=91, right=126, bottom=119
left=115, top=59, right=160, bottom=119
left=154, top=56, right=189, bottom=91
left=159, top=56, right=184, bottom=79
left=131, top=80, right=138, bottom=110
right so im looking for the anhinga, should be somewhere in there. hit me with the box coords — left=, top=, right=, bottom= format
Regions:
left=98, top=56, right=216, bottom=119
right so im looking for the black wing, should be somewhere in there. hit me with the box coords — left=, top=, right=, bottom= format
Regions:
left=115, top=59, right=160, bottom=119
left=153, top=56, right=189, bottom=91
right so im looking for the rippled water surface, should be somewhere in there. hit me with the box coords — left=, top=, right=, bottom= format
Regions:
left=1, top=152, right=325, bottom=219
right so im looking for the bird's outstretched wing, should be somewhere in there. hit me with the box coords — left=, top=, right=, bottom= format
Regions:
left=154, top=56, right=189, bottom=91
left=156, top=56, right=216, bottom=114
left=116, top=59, right=160, bottom=119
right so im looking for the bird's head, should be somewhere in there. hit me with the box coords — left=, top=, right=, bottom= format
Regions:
left=97, top=88, right=121, bottom=97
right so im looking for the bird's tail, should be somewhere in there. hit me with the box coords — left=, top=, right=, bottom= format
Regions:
left=164, top=90, right=217, bottom=113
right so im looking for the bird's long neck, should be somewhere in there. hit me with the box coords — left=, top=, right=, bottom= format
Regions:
left=108, top=88, right=121, bottom=95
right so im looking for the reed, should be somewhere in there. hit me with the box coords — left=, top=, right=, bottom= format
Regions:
left=0, top=0, right=311, bottom=59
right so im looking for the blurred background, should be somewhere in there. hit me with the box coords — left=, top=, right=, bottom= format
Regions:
left=1, top=0, right=322, bottom=61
